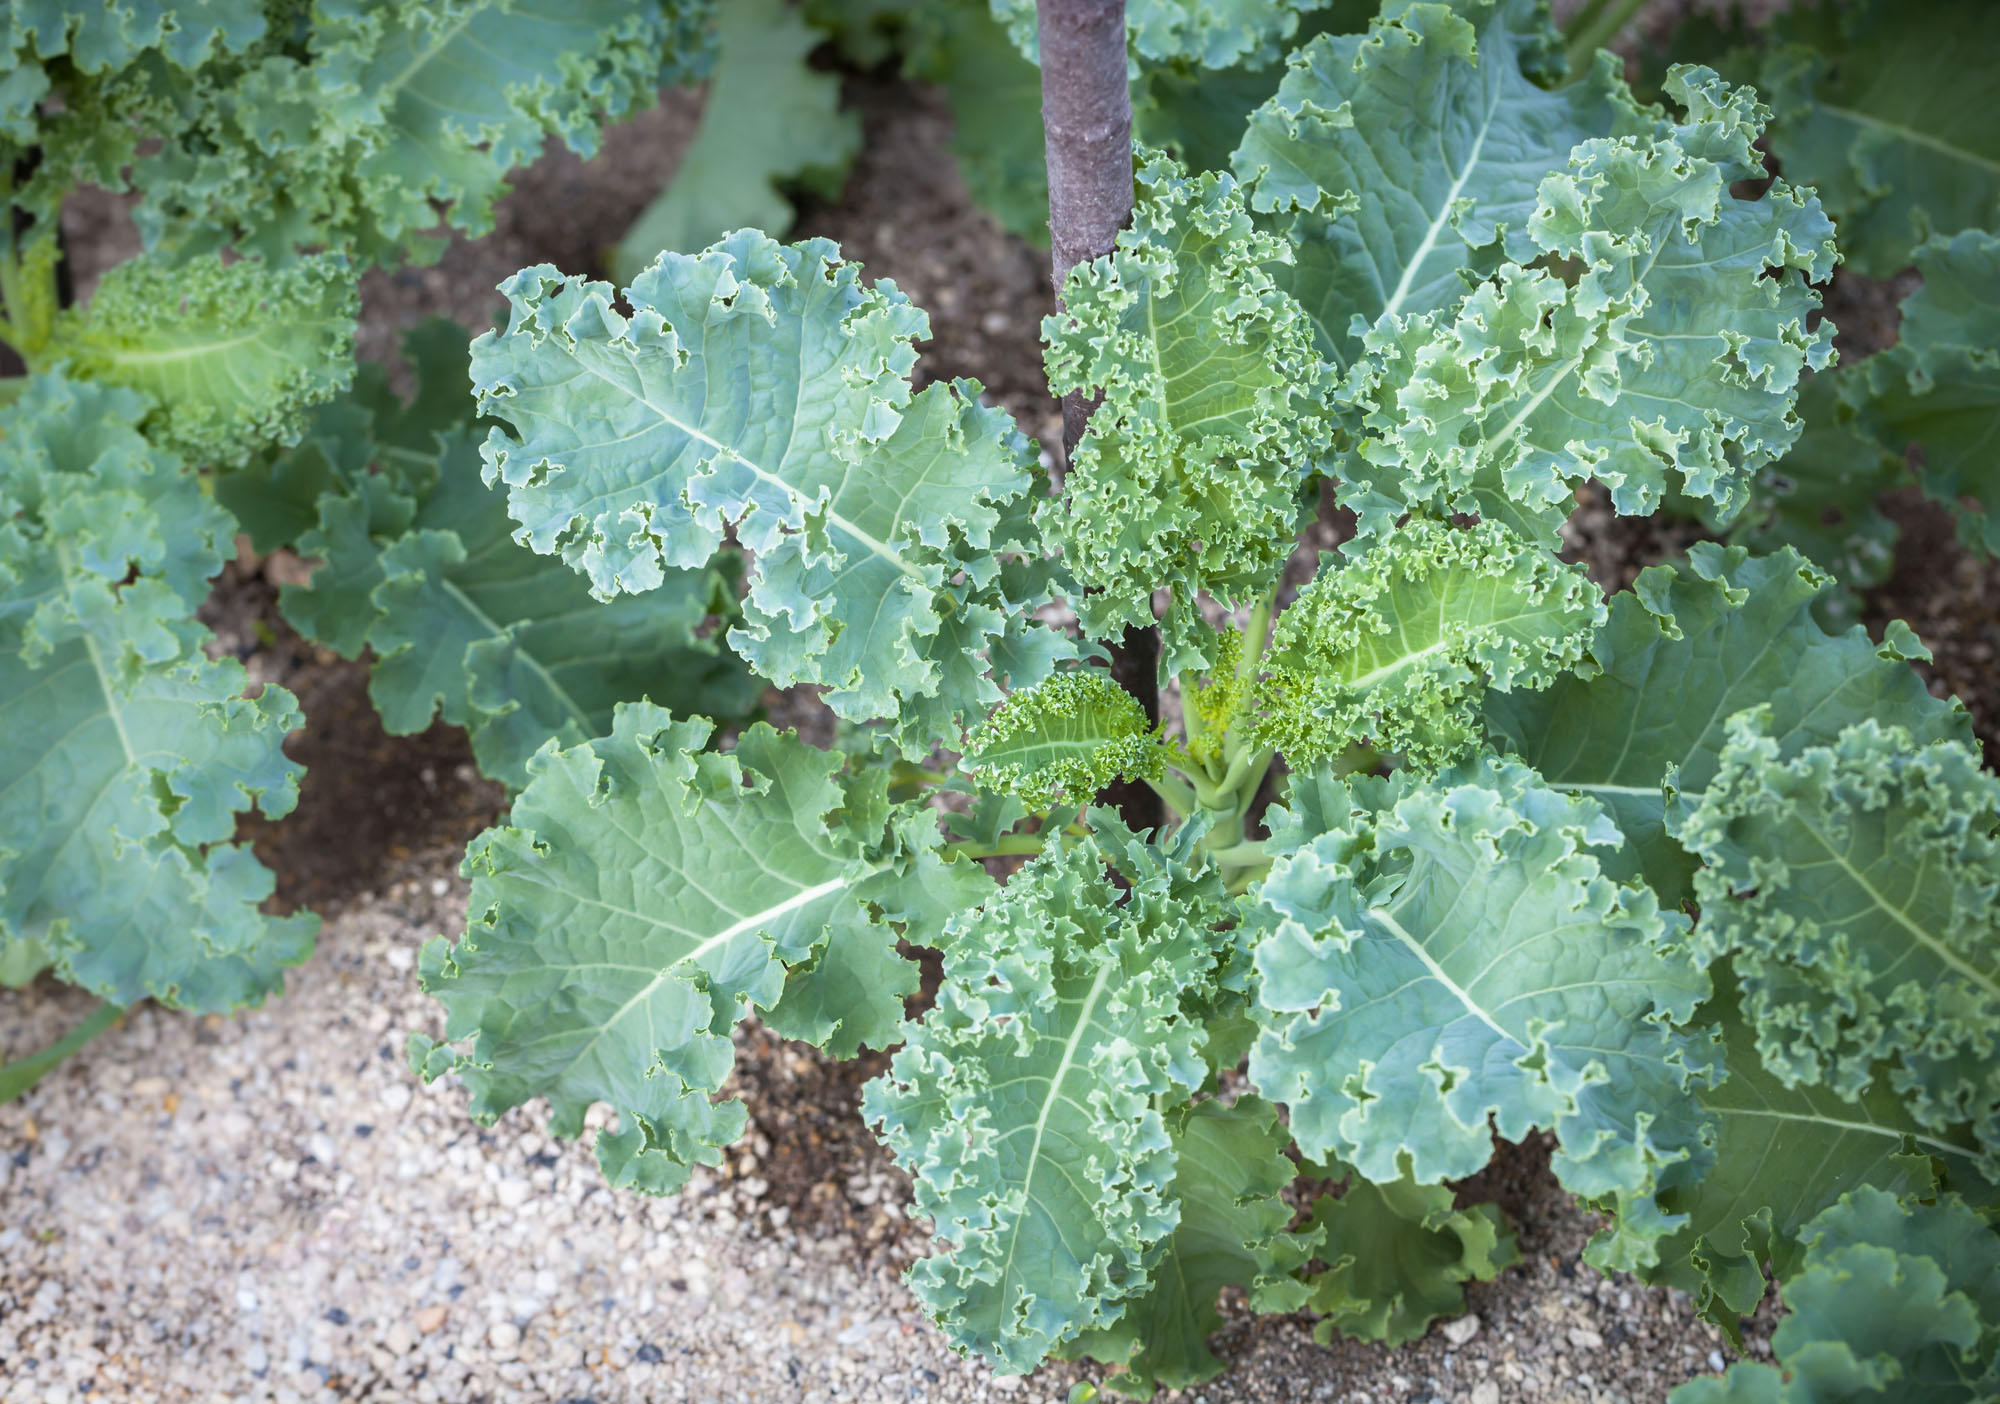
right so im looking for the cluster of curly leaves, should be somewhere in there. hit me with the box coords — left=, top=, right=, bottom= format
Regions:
left=401, top=2, right=2000, bottom=1397
left=0, top=2, right=732, bottom=1024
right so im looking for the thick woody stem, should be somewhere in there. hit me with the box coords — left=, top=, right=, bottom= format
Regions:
left=1036, top=0, right=1162, bottom=832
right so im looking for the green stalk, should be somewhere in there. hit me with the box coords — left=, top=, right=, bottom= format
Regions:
left=0, top=1001, right=123, bottom=1103
left=942, top=833, right=1047, bottom=862
left=1147, top=771, right=1201, bottom=819
left=1562, top=0, right=1647, bottom=76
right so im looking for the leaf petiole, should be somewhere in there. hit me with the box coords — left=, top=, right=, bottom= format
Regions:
left=0, top=1001, right=124, bottom=1104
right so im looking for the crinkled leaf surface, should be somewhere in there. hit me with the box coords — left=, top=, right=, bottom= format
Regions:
left=414, top=704, right=978, bottom=1194
left=1256, top=517, right=1602, bottom=771
left=1043, top=152, right=1331, bottom=671
left=1483, top=543, right=1969, bottom=905
left=1671, top=1187, right=2000, bottom=1403
left=966, top=670, right=1164, bottom=810
left=1681, top=715, right=2000, bottom=1180
left=1059, top=1097, right=1318, bottom=1398
left=474, top=232, right=1067, bottom=747
left=1233, top=0, right=1650, bottom=366
left=610, top=0, right=858, bottom=283
left=993, top=0, right=1345, bottom=68
left=1248, top=757, right=1717, bottom=1272
left=1342, top=69, right=1836, bottom=545
left=863, top=826, right=1237, bottom=1374
left=0, top=375, right=314, bottom=1011
left=33, top=251, right=357, bottom=467
left=1303, top=1162, right=1517, bottom=1347
left=1756, top=0, right=2000, bottom=278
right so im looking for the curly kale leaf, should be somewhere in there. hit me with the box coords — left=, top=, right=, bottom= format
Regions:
left=863, top=824, right=1238, bottom=1375
left=1234, top=0, right=1650, bottom=366
left=993, top=0, right=1348, bottom=69
left=1849, top=229, right=2000, bottom=556
left=1256, top=517, right=1602, bottom=771
left=1485, top=543, right=1970, bottom=906
left=1059, top=1097, right=1319, bottom=1398
left=473, top=233, right=1069, bottom=748
left=1754, top=0, right=2000, bottom=278
left=1302, top=1162, right=1517, bottom=1348
left=414, top=703, right=988, bottom=1194
left=1249, top=757, right=1718, bottom=1272
left=31, top=251, right=357, bottom=466
left=1646, top=972, right=1997, bottom=1339
left=1343, top=67, right=1836, bottom=545
left=611, top=0, right=858, bottom=282
left=966, top=669, right=1165, bottom=810
left=1043, top=151, right=1331, bottom=673
left=0, top=375, right=314, bottom=1011
left=1681, top=714, right=2000, bottom=1180
left=1672, top=1187, right=2000, bottom=1403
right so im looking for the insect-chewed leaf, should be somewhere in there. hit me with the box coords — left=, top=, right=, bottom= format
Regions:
left=1680, top=714, right=2000, bottom=1179
left=1670, top=1187, right=2000, bottom=1403
left=1257, top=518, right=1602, bottom=771
left=36, top=251, right=357, bottom=467
left=0, top=375, right=315, bottom=1011
left=863, top=825, right=1238, bottom=1375
left=413, top=703, right=988, bottom=1194
left=1043, top=151, right=1332, bottom=672
left=1484, top=543, right=1970, bottom=906
left=1233, top=0, right=1650, bottom=366
left=1343, top=66, right=1836, bottom=544
left=966, top=670, right=1163, bottom=809
left=1302, top=1162, right=1518, bottom=1348
left=1754, top=0, right=2000, bottom=278
left=1849, top=230, right=2000, bottom=556
left=1248, top=757, right=1718, bottom=1272
left=472, top=232, right=1067, bottom=747
left=1644, top=972, right=1997, bottom=1338
left=1058, top=1096, right=1318, bottom=1398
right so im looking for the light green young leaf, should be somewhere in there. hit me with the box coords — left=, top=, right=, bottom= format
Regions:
left=34, top=251, right=357, bottom=466
left=1043, top=151, right=1331, bottom=672
left=1249, top=758, right=1718, bottom=1273
left=966, top=669, right=1164, bottom=810
left=0, top=375, right=314, bottom=1012
left=1849, top=229, right=2000, bottom=556
left=1671, top=1187, right=2000, bottom=1404
left=1645, top=973, right=1997, bottom=1339
left=1344, top=68, right=1837, bottom=544
left=1233, top=0, right=1650, bottom=366
left=863, top=825, right=1237, bottom=1375
left=1680, top=715, right=2000, bottom=1180
left=1060, top=1097, right=1319, bottom=1399
left=473, top=232, right=1067, bottom=748
left=1256, top=517, right=1602, bottom=771
left=1303, top=1163, right=1518, bottom=1347
left=611, top=0, right=858, bottom=284
left=1755, top=0, right=2000, bottom=278
left=414, top=704, right=981, bottom=1195
left=1483, top=543, right=1970, bottom=906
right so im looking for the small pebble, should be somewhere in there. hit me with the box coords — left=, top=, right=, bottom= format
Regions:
left=1442, top=1313, right=1481, bottom=1346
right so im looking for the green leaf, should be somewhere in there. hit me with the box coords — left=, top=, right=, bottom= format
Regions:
left=993, top=0, right=1350, bottom=68
left=1341, top=68, right=1837, bottom=544
left=0, top=375, right=315, bottom=1012
left=1849, top=229, right=2000, bottom=556
left=1646, top=972, right=1998, bottom=1338
left=1303, top=1163, right=1518, bottom=1347
left=1755, top=0, right=2000, bottom=278
left=35, top=251, right=357, bottom=466
left=966, top=669, right=1164, bottom=810
left=1680, top=714, right=2000, bottom=1180
left=862, top=824, right=1238, bottom=1374
left=415, top=704, right=979, bottom=1194
left=473, top=233, right=1068, bottom=748
left=1233, top=0, right=1650, bottom=366
left=1256, top=517, right=1603, bottom=771
left=611, top=0, right=858, bottom=284
left=1484, top=543, right=1970, bottom=906
left=1043, top=151, right=1331, bottom=672
left=1059, top=1097, right=1320, bottom=1399
left=1671, top=1187, right=2000, bottom=1404
left=1249, top=757, right=1718, bottom=1272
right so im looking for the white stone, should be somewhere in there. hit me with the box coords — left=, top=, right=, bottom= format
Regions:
left=1442, top=1313, right=1481, bottom=1346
